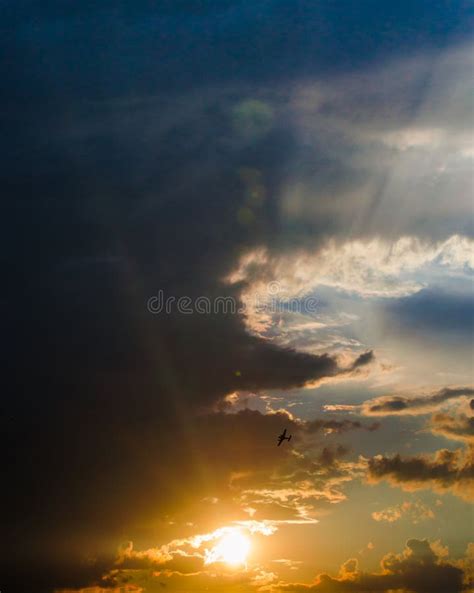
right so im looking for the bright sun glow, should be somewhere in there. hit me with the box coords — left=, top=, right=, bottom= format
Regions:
left=205, top=529, right=251, bottom=566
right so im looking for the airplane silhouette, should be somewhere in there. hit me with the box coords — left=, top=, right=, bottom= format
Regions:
left=277, top=428, right=292, bottom=446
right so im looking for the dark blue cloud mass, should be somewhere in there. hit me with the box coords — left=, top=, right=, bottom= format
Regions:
left=2, top=0, right=472, bottom=109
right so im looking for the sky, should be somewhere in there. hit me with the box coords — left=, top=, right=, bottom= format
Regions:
left=1, top=2, right=473, bottom=592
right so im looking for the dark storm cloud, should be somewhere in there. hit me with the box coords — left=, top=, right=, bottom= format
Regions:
left=279, top=539, right=465, bottom=593
left=327, top=386, right=474, bottom=417
left=2, top=0, right=471, bottom=108
left=361, top=386, right=474, bottom=416
left=350, top=349, right=375, bottom=370
left=0, top=71, right=373, bottom=588
left=367, top=445, right=474, bottom=501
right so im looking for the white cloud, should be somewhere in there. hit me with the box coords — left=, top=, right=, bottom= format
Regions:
left=226, top=235, right=473, bottom=349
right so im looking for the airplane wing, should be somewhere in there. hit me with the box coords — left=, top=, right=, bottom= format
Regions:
left=277, top=436, right=284, bottom=446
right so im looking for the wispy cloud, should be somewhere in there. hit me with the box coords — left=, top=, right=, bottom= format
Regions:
left=371, top=500, right=435, bottom=524
left=324, top=386, right=474, bottom=416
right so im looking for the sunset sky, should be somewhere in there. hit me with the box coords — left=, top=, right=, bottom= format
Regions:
left=2, top=2, right=473, bottom=592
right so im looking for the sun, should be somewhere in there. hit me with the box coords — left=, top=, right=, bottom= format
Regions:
left=206, top=529, right=251, bottom=566
left=219, top=531, right=250, bottom=565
